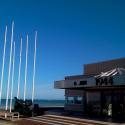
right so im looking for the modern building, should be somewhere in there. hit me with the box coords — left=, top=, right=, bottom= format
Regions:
left=54, top=57, right=125, bottom=118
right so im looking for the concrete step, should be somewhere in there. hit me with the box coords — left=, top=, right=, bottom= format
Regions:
left=42, top=115, right=97, bottom=124
left=26, top=117, right=60, bottom=125
left=27, top=115, right=101, bottom=125
left=36, top=115, right=93, bottom=125
left=43, top=115, right=115, bottom=125
left=28, top=116, right=76, bottom=125
left=26, top=115, right=121, bottom=125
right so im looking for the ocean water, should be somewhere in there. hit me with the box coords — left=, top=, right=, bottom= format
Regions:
left=0, top=99, right=65, bottom=109
left=33, top=99, right=65, bottom=107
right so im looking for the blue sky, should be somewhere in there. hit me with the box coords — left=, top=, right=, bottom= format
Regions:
left=0, top=0, right=124, bottom=100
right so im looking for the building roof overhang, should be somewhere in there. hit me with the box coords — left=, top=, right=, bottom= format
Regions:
left=64, top=85, right=125, bottom=91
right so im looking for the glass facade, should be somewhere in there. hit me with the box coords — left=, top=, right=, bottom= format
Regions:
left=66, top=96, right=82, bottom=105
left=64, top=89, right=125, bottom=119
left=85, top=90, right=125, bottom=118
left=101, top=91, right=112, bottom=116
left=86, top=92, right=101, bottom=115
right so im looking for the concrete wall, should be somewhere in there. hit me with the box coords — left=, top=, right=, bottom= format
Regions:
left=64, top=104, right=84, bottom=112
left=65, top=89, right=84, bottom=96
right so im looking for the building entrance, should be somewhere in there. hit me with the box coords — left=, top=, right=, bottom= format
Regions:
left=112, top=91, right=124, bottom=118
left=101, top=91, right=112, bottom=117
left=101, top=90, right=125, bottom=118
left=86, top=90, right=125, bottom=119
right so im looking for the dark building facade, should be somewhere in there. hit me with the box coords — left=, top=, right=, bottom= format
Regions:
left=54, top=58, right=125, bottom=118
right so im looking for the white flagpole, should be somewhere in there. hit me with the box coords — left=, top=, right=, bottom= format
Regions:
left=17, top=38, right=22, bottom=99
left=0, top=26, right=7, bottom=105
left=32, top=31, right=37, bottom=103
left=10, top=42, right=15, bottom=112
left=24, top=35, right=28, bottom=101
left=6, top=21, right=14, bottom=111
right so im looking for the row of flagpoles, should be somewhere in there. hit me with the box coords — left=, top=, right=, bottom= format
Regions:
left=0, top=21, right=37, bottom=112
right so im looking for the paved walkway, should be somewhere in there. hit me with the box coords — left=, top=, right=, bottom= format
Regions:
left=15, top=115, right=125, bottom=125
left=0, top=120, right=16, bottom=125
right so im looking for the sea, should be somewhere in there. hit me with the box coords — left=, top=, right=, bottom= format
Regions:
left=0, top=99, right=65, bottom=109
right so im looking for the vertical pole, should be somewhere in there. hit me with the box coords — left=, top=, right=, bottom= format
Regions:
left=0, top=26, right=7, bottom=105
left=10, top=42, right=15, bottom=112
left=24, top=35, right=28, bottom=101
left=17, top=38, right=22, bottom=99
left=6, top=21, right=14, bottom=111
left=32, top=31, right=37, bottom=103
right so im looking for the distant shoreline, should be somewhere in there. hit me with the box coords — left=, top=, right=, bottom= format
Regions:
left=0, top=99, right=65, bottom=108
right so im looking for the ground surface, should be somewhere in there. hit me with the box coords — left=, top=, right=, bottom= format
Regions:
left=15, top=120, right=47, bottom=125
left=0, top=114, right=124, bottom=125
left=0, top=120, right=15, bottom=125
left=14, top=115, right=122, bottom=125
